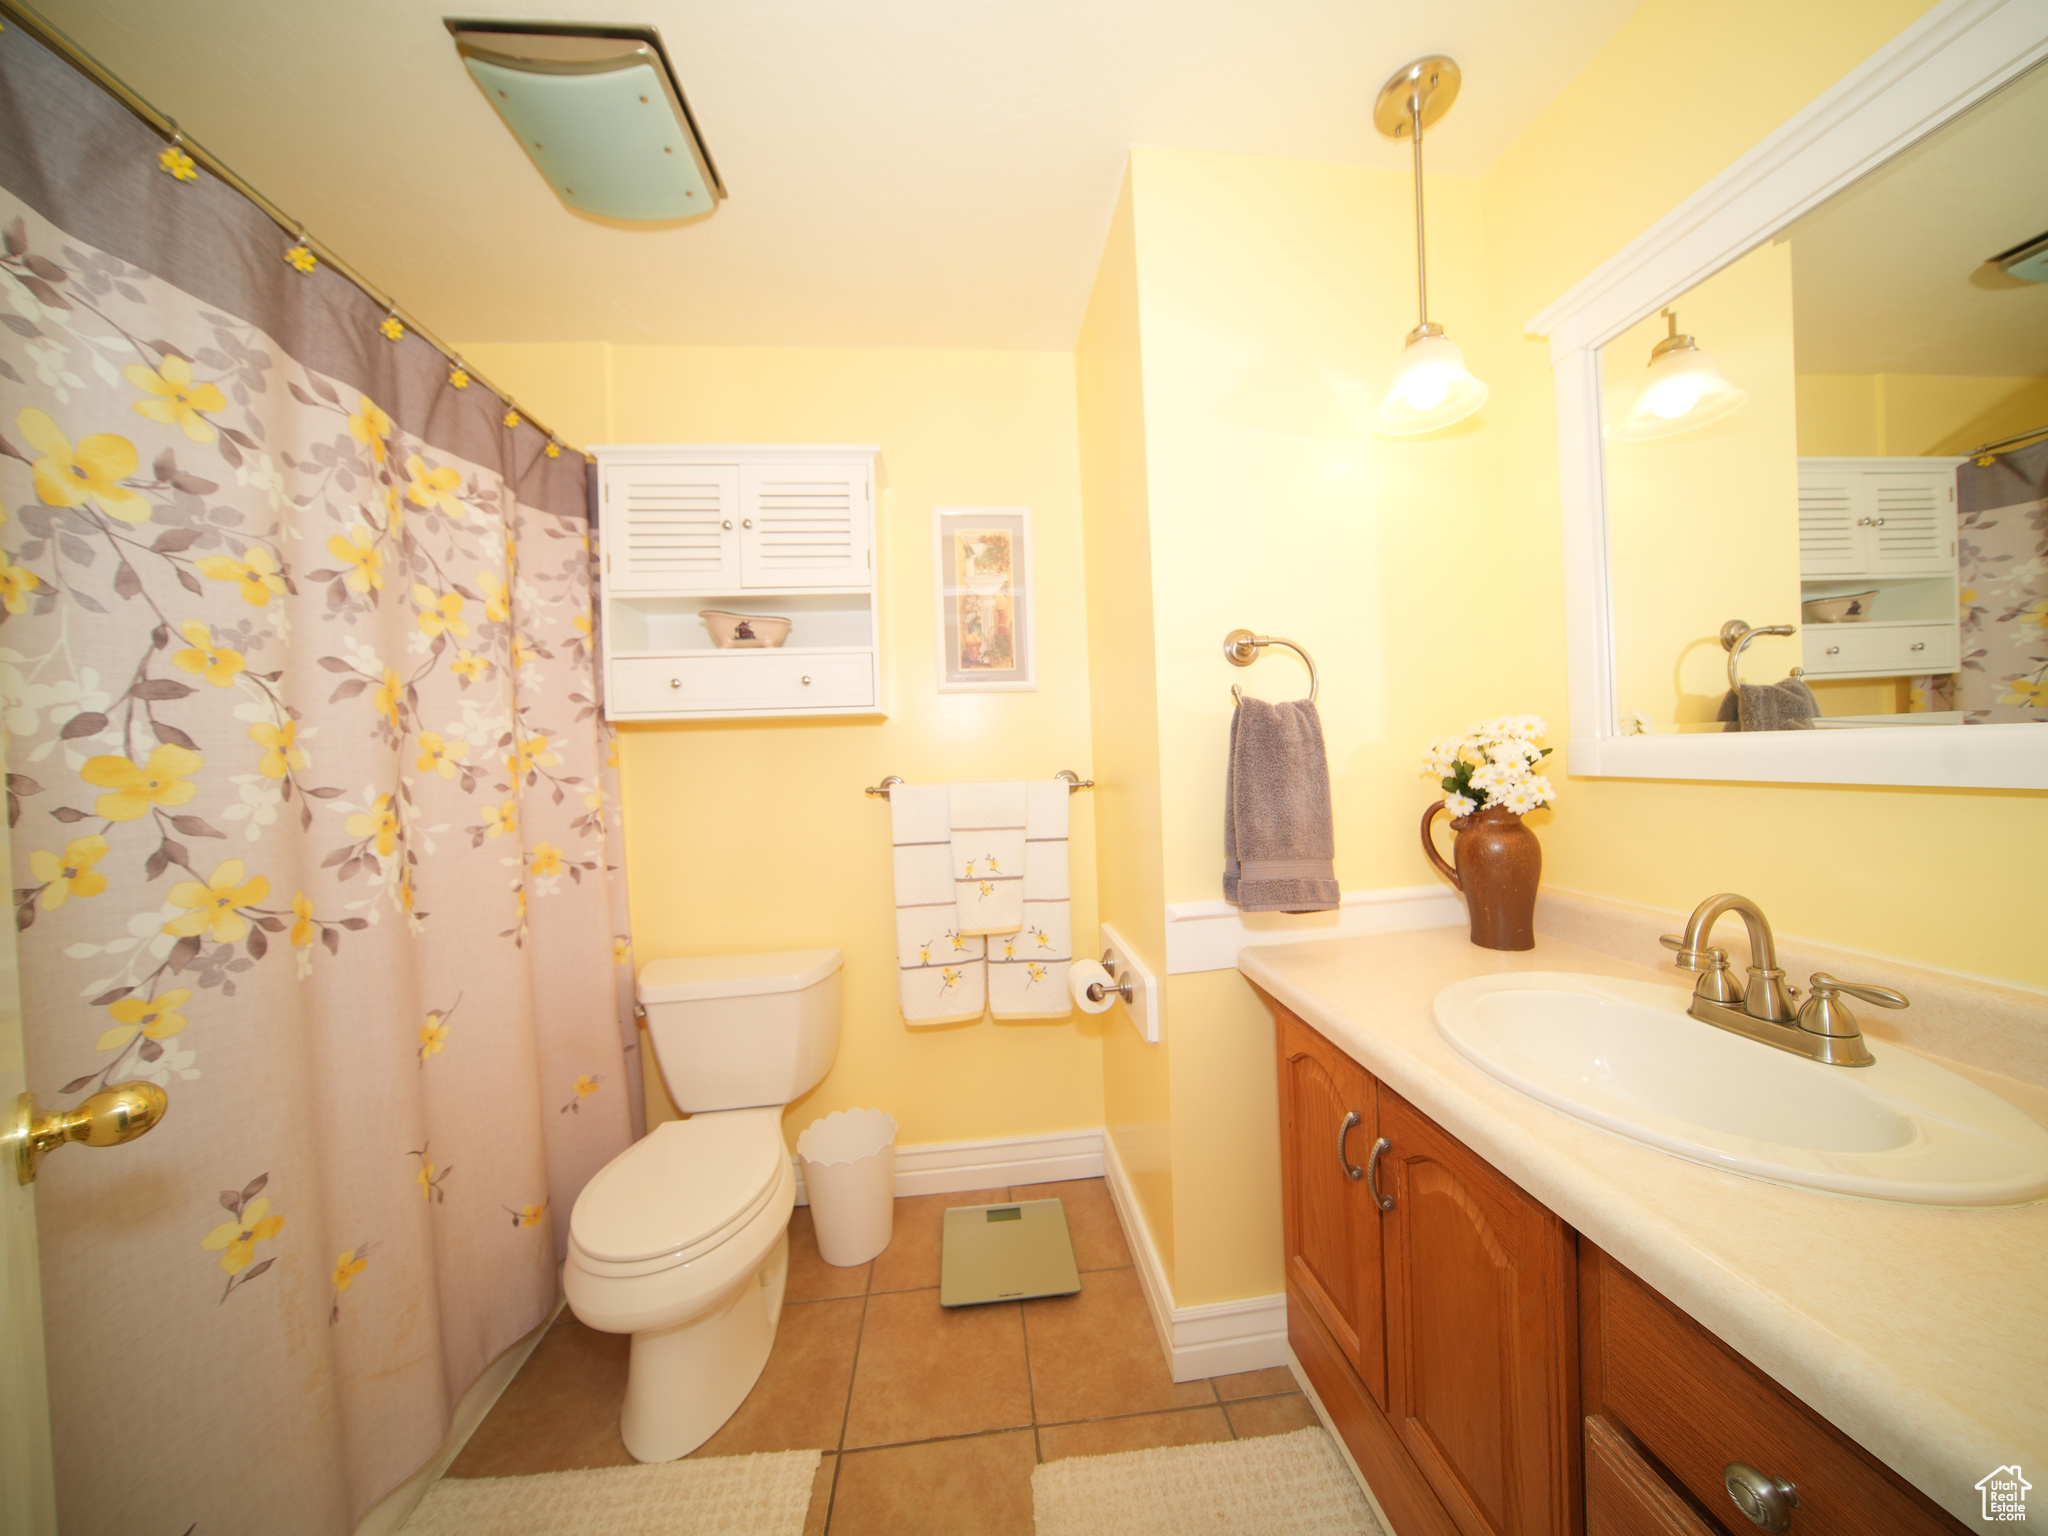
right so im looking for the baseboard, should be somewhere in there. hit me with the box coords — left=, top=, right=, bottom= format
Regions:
left=1288, top=1342, right=1399, bottom=1536
left=1164, top=886, right=1464, bottom=975
left=791, top=1127, right=1106, bottom=1206
left=352, top=1299, right=560, bottom=1536
left=1100, top=1132, right=1289, bottom=1383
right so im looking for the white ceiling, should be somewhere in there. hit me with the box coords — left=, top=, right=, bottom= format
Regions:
left=1786, top=58, right=2048, bottom=377
left=33, top=0, right=1640, bottom=349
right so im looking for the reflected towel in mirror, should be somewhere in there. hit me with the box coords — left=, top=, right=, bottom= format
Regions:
left=1717, top=676, right=1819, bottom=732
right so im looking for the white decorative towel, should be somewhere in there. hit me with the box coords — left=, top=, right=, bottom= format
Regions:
left=893, top=784, right=984, bottom=1026
left=950, top=780, right=1028, bottom=936
left=991, top=780, right=1072, bottom=1018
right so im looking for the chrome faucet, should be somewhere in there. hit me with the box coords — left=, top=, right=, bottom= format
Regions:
left=1660, top=893, right=1906, bottom=1068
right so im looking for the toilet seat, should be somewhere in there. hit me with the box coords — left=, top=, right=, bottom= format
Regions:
left=570, top=1108, right=786, bottom=1280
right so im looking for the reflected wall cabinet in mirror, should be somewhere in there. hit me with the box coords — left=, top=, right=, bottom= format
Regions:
left=1531, top=0, right=2048, bottom=789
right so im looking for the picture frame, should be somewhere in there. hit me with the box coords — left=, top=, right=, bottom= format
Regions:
left=933, top=507, right=1036, bottom=692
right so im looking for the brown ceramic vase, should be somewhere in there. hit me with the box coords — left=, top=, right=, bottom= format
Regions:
left=1420, top=801, right=1540, bottom=951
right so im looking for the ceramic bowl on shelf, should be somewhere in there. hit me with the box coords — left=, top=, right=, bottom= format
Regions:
left=700, top=611, right=792, bottom=649
left=1801, top=591, right=1877, bottom=624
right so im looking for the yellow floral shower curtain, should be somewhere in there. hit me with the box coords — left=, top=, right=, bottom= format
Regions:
left=1, top=23, right=635, bottom=1534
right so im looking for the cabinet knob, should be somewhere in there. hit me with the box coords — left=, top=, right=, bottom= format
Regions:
left=722, top=519, right=733, bottom=530
left=1723, top=1463, right=1799, bottom=1532
left=669, top=677, right=682, bottom=689
left=743, top=518, right=754, bottom=529
left=801, top=675, right=812, bottom=686
left=1825, top=645, right=1840, bottom=656
left=1909, top=642, right=1925, bottom=652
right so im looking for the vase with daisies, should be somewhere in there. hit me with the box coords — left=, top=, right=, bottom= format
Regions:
left=1420, top=716, right=1556, bottom=951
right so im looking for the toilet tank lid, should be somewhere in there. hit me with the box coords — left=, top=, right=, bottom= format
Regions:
left=638, top=948, right=843, bottom=1003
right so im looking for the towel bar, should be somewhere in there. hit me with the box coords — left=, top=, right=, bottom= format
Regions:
left=1223, top=629, right=1319, bottom=704
left=863, top=770, right=1094, bottom=799
left=1719, top=619, right=1801, bottom=692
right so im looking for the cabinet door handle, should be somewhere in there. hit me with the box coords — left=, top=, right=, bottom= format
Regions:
left=743, top=517, right=754, bottom=529
left=1366, top=1136, right=1394, bottom=1212
left=1723, top=1463, right=1799, bottom=1532
left=1337, top=1111, right=1363, bottom=1181
left=722, top=519, right=733, bottom=530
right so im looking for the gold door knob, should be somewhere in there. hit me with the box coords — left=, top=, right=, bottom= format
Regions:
left=11, top=1081, right=168, bottom=1185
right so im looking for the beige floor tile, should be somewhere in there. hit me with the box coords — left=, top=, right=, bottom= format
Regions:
left=446, top=1315, right=634, bottom=1477
left=787, top=1207, right=873, bottom=1302
left=691, top=1297, right=865, bottom=1457
left=1008, top=1177, right=1132, bottom=1272
left=1024, top=1268, right=1216, bottom=1425
left=804, top=1453, right=836, bottom=1536
left=1036, top=1405, right=1234, bottom=1461
left=1211, top=1365, right=1301, bottom=1401
left=843, top=1289, right=1032, bottom=1448
left=1225, top=1392, right=1319, bottom=1438
left=869, top=1188, right=1010, bottom=1294
left=828, top=1431, right=1037, bottom=1536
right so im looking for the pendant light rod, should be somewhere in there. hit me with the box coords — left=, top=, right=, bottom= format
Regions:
left=1373, top=55, right=1461, bottom=336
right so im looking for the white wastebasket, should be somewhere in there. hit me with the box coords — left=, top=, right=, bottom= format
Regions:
left=797, top=1108, right=897, bottom=1267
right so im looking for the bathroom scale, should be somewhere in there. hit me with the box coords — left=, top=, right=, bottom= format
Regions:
left=938, top=1198, right=1082, bottom=1307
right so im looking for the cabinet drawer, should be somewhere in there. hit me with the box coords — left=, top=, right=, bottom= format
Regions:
left=1802, top=622, right=1956, bottom=678
left=1583, top=1248, right=1963, bottom=1535
left=610, top=653, right=874, bottom=715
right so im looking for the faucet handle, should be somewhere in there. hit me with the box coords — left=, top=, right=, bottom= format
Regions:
left=1661, top=933, right=1711, bottom=970
left=1808, top=973, right=1908, bottom=1011
left=1793, top=973, right=1900, bottom=1066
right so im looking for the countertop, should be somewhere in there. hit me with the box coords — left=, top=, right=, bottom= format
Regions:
left=1238, top=926, right=2047, bottom=1528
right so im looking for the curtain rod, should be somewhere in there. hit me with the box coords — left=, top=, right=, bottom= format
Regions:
left=1965, top=423, right=2048, bottom=462
left=0, top=0, right=581, bottom=459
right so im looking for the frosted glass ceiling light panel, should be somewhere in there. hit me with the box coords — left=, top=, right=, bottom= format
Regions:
left=447, top=20, right=726, bottom=223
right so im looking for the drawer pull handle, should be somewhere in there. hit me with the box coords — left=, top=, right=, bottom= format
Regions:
left=1365, top=1136, right=1394, bottom=1212
left=1338, top=1111, right=1363, bottom=1181
left=801, top=675, right=812, bottom=686
left=1910, top=642, right=1925, bottom=652
left=1825, top=645, right=1839, bottom=656
left=669, top=677, right=682, bottom=689
left=1723, top=1462, right=1799, bottom=1532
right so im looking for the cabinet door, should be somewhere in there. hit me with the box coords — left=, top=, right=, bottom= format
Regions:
left=1797, top=471, right=1861, bottom=577
left=1276, top=1010, right=1386, bottom=1406
left=1864, top=470, right=1955, bottom=576
left=738, top=463, right=870, bottom=588
left=604, top=463, right=740, bottom=592
left=1380, top=1088, right=1577, bottom=1536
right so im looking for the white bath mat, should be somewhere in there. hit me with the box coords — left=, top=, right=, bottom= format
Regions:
left=401, top=1449, right=821, bottom=1536
left=1031, top=1427, right=1382, bottom=1536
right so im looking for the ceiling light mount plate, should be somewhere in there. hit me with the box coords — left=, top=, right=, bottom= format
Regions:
left=1373, top=55, right=1461, bottom=139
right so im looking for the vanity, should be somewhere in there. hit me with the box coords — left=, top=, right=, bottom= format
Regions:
left=1241, top=908, right=2047, bottom=1535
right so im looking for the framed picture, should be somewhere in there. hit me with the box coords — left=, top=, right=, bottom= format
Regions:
left=933, top=507, right=1035, bottom=691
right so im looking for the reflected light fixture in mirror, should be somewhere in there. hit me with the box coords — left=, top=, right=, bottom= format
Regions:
left=1612, top=307, right=1748, bottom=440
left=1372, top=55, right=1488, bottom=435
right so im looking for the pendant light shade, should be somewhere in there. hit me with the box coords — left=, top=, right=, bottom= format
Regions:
left=1371, top=56, right=1486, bottom=438
left=1613, top=310, right=1747, bottom=441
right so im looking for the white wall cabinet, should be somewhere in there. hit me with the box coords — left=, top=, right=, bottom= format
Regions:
left=596, top=444, right=883, bottom=721
left=1796, top=456, right=1960, bottom=680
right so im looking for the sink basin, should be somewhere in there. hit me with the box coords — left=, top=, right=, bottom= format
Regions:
left=1434, top=972, right=2048, bottom=1206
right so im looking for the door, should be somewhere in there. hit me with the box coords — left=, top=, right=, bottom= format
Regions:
left=1796, top=470, right=1861, bottom=576
left=1863, top=470, right=1955, bottom=577
left=737, top=463, right=870, bottom=588
left=1379, top=1087, right=1577, bottom=1536
left=604, top=461, right=742, bottom=592
left=1276, top=1009, right=1386, bottom=1406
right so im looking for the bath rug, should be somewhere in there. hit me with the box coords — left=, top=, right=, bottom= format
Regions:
left=1032, top=1427, right=1382, bottom=1536
left=401, top=1448, right=821, bottom=1536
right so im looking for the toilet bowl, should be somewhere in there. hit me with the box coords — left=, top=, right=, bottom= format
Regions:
left=564, top=948, right=842, bottom=1462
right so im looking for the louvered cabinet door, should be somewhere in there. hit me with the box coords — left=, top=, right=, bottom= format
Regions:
left=1864, top=471, right=1955, bottom=576
left=738, top=463, right=870, bottom=588
left=1796, top=471, right=1861, bottom=576
left=605, top=464, right=741, bottom=592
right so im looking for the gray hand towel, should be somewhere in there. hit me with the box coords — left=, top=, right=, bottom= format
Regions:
left=1716, top=676, right=1819, bottom=732
left=1224, top=697, right=1340, bottom=914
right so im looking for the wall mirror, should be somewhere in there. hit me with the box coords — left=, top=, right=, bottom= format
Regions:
left=1534, top=0, right=2048, bottom=790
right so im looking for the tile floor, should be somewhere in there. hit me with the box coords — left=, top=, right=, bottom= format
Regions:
left=447, top=1178, right=1317, bottom=1534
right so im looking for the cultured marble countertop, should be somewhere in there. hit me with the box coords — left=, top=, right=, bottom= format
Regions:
left=1238, top=926, right=2047, bottom=1528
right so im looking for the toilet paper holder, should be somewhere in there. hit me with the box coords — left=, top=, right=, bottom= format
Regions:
left=1083, top=953, right=1135, bottom=1006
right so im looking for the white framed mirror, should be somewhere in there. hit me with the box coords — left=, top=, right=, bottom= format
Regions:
left=1530, top=0, right=2048, bottom=790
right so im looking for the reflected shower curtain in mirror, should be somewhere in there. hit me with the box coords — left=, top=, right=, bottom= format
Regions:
left=1917, top=439, right=2048, bottom=723
left=0, top=24, right=637, bottom=1534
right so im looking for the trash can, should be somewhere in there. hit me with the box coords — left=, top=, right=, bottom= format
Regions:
left=797, top=1108, right=897, bottom=1267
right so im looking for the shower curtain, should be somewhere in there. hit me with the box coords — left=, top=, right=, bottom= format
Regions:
left=1, top=23, right=637, bottom=1535
left=1917, top=438, right=2048, bottom=722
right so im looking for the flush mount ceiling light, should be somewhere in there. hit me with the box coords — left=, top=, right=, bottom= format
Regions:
left=1613, top=308, right=1749, bottom=441
left=1992, top=228, right=2048, bottom=282
left=446, top=19, right=726, bottom=223
left=1371, top=55, right=1487, bottom=437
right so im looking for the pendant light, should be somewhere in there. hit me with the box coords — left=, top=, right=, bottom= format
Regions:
left=1613, top=308, right=1748, bottom=440
left=1371, top=56, right=1487, bottom=436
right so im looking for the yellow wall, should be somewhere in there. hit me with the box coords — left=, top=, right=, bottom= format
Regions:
left=459, top=343, right=1109, bottom=1148
left=1795, top=373, right=2048, bottom=456
left=1483, top=0, right=2048, bottom=987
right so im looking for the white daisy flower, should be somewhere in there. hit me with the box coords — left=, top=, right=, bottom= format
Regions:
left=1444, top=793, right=1477, bottom=818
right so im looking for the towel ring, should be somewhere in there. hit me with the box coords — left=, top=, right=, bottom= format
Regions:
left=1224, top=629, right=1319, bottom=704
left=1719, top=619, right=1801, bottom=692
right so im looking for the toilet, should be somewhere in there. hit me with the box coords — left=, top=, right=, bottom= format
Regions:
left=564, top=948, right=843, bottom=1462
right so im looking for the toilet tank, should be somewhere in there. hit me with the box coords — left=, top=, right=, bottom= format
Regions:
left=637, top=949, right=842, bottom=1112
